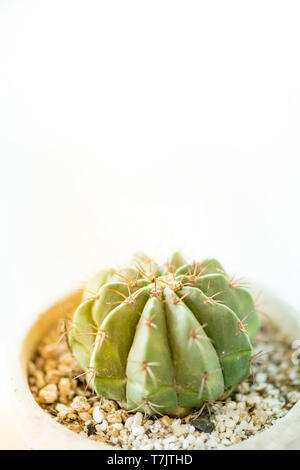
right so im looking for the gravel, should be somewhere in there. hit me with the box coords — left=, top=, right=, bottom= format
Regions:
left=28, top=314, right=300, bottom=450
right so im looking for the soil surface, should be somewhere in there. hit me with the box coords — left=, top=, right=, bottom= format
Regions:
left=28, top=314, right=300, bottom=450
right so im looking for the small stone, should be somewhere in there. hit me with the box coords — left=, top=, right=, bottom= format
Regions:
left=35, top=370, right=46, bottom=389
left=96, top=420, right=108, bottom=432
left=101, top=398, right=118, bottom=413
left=35, top=357, right=45, bottom=369
left=40, top=344, right=59, bottom=359
left=172, top=424, right=190, bottom=436
left=79, top=412, right=92, bottom=422
left=112, top=423, right=123, bottom=431
left=189, top=418, right=215, bottom=433
left=132, top=425, right=145, bottom=436
left=161, top=415, right=172, bottom=426
left=38, top=384, right=58, bottom=404
left=56, top=403, right=71, bottom=418
left=28, top=361, right=37, bottom=375
left=224, top=418, right=235, bottom=429
left=71, top=396, right=91, bottom=412
left=231, top=435, right=242, bottom=444
left=92, top=434, right=106, bottom=442
left=287, top=391, right=300, bottom=404
left=108, top=429, right=120, bottom=439
left=256, top=372, right=267, bottom=384
left=44, top=359, right=57, bottom=372
left=133, top=412, right=143, bottom=426
left=125, top=416, right=134, bottom=430
left=86, top=423, right=97, bottom=436
left=45, top=370, right=61, bottom=384
left=59, top=352, right=76, bottom=367
left=107, top=410, right=123, bottom=424
left=68, top=423, right=81, bottom=433
left=206, top=437, right=218, bottom=448
left=253, top=410, right=268, bottom=425
left=238, top=382, right=250, bottom=393
left=93, top=406, right=105, bottom=423
left=58, top=364, right=73, bottom=375
left=149, top=420, right=162, bottom=433
left=58, top=377, right=72, bottom=396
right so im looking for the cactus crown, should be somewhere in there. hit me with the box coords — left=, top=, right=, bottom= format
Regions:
left=69, top=253, right=260, bottom=417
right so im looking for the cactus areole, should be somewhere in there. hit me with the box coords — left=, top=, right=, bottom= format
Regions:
left=69, top=253, right=260, bottom=417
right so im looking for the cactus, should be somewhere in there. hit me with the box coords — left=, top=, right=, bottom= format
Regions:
left=69, top=253, right=260, bottom=417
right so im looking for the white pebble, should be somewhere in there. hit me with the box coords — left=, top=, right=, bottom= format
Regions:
left=96, top=420, right=108, bottom=432
left=125, top=416, right=134, bottom=430
left=225, top=418, right=236, bottom=428
left=172, top=424, right=190, bottom=436
left=56, top=403, right=71, bottom=418
left=256, top=372, right=267, bottom=384
left=133, top=412, right=143, bottom=426
left=206, top=438, right=218, bottom=448
left=93, top=406, right=105, bottom=423
left=112, top=423, right=123, bottom=430
left=132, top=425, right=145, bottom=436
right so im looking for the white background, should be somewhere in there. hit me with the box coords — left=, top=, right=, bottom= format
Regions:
left=0, top=1, right=300, bottom=448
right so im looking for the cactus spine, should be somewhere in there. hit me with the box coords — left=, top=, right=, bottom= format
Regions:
left=69, top=253, right=260, bottom=417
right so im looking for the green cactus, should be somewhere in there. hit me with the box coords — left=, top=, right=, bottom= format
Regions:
left=69, top=253, right=260, bottom=417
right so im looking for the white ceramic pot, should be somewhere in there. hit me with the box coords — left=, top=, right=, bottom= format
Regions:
left=10, top=287, right=300, bottom=450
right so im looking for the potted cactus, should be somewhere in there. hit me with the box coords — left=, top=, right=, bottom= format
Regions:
left=69, top=253, right=260, bottom=417
left=10, top=253, right=300, bottom=449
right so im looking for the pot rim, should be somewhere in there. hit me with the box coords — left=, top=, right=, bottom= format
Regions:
left=9, top=285, right=300, bottom=450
